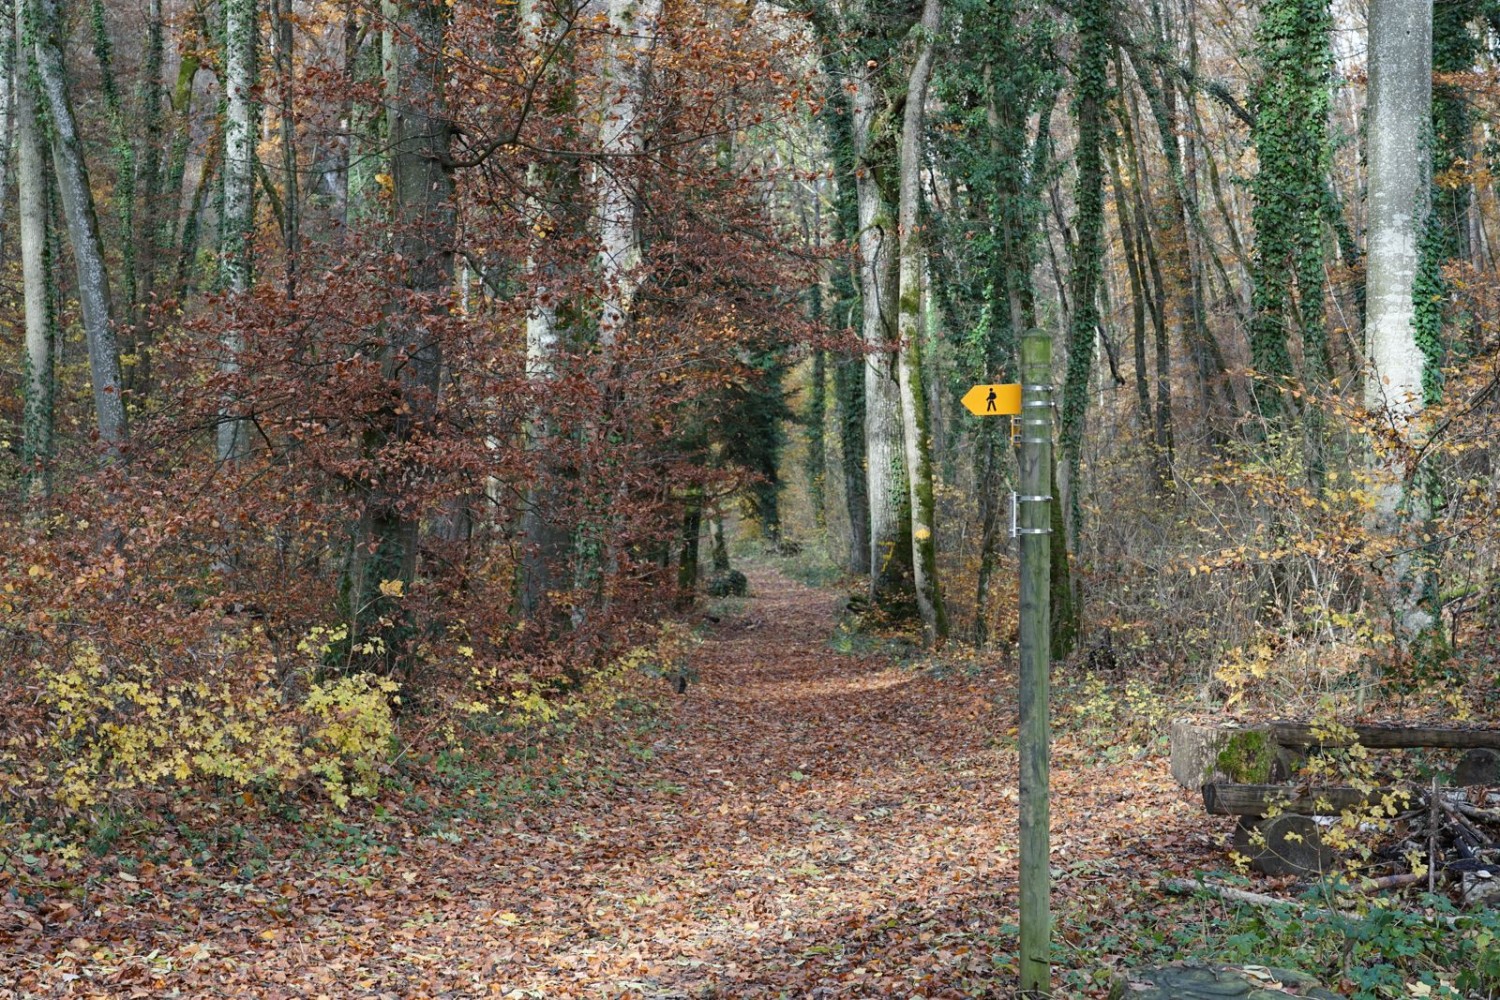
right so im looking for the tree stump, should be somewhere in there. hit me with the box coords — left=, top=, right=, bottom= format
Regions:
left=1232, top=814, right=1334, bottom=877
left=1108, top=961, right=1340, bottom=999
left=1453, top=748, right=1500, bottom=787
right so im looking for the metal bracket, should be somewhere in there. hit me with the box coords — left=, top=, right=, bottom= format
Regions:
left=1009, top=490, right=1018, bottom=539
left=1016, top=527, right=1051, bottom=535
left=1016, top=494, right=1052, bottom=502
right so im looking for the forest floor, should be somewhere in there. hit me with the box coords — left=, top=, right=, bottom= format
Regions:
left=3, top=564, right=1229, bottom=998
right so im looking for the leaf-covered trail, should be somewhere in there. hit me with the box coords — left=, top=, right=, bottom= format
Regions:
left=5, top=566, right=1217, bottom=998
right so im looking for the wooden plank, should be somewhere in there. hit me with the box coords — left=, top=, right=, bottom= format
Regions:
left=1202, top=782, right=1417, bottom=817
left=1268, top=722, right=1500, bottom=751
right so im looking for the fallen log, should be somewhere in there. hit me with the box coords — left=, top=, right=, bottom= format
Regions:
left=1268, top=722, right=1500, bottom=751
left=1161, top=878, right=1301, bottom=909
left=1162, top=878, right=1460, bottom=926
left=1203, top=782, right=1414, bottom=817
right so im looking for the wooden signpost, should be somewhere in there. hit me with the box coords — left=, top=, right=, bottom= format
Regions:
left=962, top=339, right=1052, bottom=995
left=1015, top=332, right=1052, bottom=998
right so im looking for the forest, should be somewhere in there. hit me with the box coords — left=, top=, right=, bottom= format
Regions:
left=1, top=0, right=1500, bottom=996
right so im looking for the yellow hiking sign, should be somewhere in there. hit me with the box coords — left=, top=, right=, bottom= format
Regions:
left=961, top=383, right=1021, bottom=416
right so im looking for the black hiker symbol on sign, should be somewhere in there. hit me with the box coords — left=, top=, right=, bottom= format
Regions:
left=986, top=387, right=997, bottom=412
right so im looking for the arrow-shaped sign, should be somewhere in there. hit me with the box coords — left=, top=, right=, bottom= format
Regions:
left=961, top=383, right=1021, bottom=416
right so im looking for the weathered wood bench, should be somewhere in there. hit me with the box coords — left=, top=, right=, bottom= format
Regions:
left=1172, top=720, right=1500, bottom=875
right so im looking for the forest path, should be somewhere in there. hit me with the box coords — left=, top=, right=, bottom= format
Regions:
left=6, top=563, right=1212, bottom=998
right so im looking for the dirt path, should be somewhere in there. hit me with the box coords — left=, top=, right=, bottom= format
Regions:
left=5, top=565, right=1215, bottom=998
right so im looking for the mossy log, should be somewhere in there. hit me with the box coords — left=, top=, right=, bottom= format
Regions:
left=1170, top=722, right=1300, bottom=788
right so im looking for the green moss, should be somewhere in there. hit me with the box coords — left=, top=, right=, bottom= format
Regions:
left=1215, top=730, right=1276, bottom=783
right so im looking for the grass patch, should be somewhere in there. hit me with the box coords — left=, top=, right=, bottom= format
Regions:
left=1054, top=880, right=1500, bottom=999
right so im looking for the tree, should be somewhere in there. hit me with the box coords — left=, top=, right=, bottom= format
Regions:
left=1249, top=0, right=1333, bottom=415
left=597, top=0, right=662, bottom=348
left=218, top=0, right=258, bottom=463
left=343, top=0, right=456, bottom=672
left=895, top=0, right=947, bottom=641
left=1364, top=0, right=1435, bottom=645
left=1058, top=0, right=1105, bottom=544
left=850, top=1, right=920, bottom=616
left=15, top=0, right=52, bottom=512
left=28, top=0, right=126, bottom=456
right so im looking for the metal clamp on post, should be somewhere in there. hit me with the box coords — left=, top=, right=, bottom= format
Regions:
left=1009, top=490, right=1019, bottom=539
left=1014, top=494, right=1050, bottom=536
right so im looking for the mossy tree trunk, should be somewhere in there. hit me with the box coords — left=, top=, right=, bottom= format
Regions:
left=895, top=0, right=947, bottom=643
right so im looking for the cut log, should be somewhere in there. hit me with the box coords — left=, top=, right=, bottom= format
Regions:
left=1454, top=748, right=1500, bottom=786
left=1170, top=720, right=1236, bottom=788
left=1108, top=962, right=1340, bottom=1000
left=1232, top=814, right=1335, bottom=876
left=1170, top=721, right=1302, bottom=788
left=1204, top=782, right=1415, bottom=817
left=1268, top=722, right=1500, bottom=751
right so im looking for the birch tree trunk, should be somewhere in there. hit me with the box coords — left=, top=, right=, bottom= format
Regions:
left=1365, top=0, right=1435, bottom=640
left=16, top=0, right=52, bottom=511
left=29, top=0, right=126, bottom=455
left=0, top=0, right=14, bottom=259
left=895, top=0, right=946, bottom=642
left=218, top=0, right=257, bottom=463
left=597, top=0, right=661, bottom=349
left=853, top=53, right=913, bottom=609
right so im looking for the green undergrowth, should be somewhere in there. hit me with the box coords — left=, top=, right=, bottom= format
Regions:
left=775, top=541, right=850, bottom=590
left=1054, top=880, right=1500, bottom=999
left=1053, top=670, right=1179, bottom=761
left=828, top=612, right=926, bottom=664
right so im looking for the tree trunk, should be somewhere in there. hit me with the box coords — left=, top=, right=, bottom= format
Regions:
left=853, top=52, right=913, bottom=611
left=345, top=0, right=454, bottom=673
left=520, top=0, right=571, bottom=619
left=1060, top=0, right=1107, bottom=544
left=1365, top=0, right=1434, bottom=643
left=0, top=0, right=13, bottom=261
left=129, top=0, right=165, bottom=399
left=30, top=0, right=126, bottom=455
left=273, top=0, right=298, bottom=296
left=16, top=0, right=52, bottom=513
left=895, top=0, right=946, bottom=642
left=817, top=56, right=869, bottom=576
left=597, top=0, right=661, bottom=348
left=835, top=353, right=870, bottom=574
left=217, top=0, right=256, bottom=463
left=807, top=347, right=828, bottom=532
